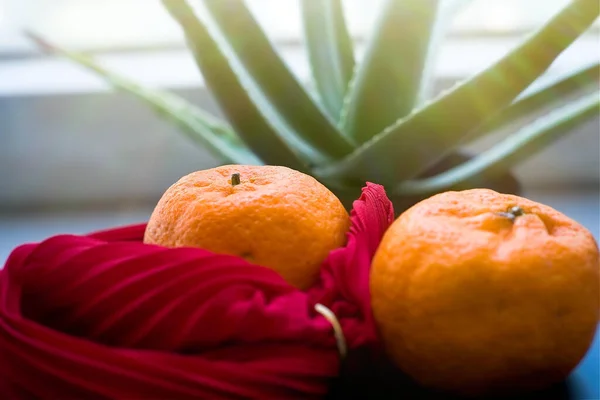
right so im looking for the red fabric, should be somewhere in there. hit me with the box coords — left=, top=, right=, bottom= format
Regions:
left=0, top=183, right=394, bottom=399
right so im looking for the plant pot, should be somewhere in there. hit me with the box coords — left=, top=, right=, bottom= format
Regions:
left=331, top=152, right=522, bottom=216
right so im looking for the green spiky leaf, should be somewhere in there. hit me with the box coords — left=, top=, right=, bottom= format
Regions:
left=416, top=0, right=475, bottom=104
left=318, top=0, right=600, bottom=186
left=395, top=92, right=599, bottom=195
left=300, top=0, right=355, bottom=120
left=340, top=0, right=441, bottom=143
left=25, top=32, right=261, bottom=166
left=468, top=61, right=600, bottom=139
left=162, top=0, right=310, bottom=172
left=200, top=0, right=355, bottom=158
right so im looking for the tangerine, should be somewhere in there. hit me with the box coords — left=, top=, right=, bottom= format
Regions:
left=144, top=165, right=349, bottom=289
left=370, top=189, right=599, bottom=396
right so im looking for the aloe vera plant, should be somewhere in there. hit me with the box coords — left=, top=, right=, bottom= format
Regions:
left=29, top=0, right=600, bottom=212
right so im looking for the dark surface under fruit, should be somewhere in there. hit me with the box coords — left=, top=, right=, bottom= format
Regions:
left=325, top=325, right=599, bottom=400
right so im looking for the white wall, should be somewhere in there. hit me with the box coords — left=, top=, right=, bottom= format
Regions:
left=0, top=85, right=598, bottom=210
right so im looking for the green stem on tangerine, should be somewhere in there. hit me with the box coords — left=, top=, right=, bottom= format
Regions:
left=231, top=173, right=241, bottom=186
left=496, top=206, right=525, bottom=222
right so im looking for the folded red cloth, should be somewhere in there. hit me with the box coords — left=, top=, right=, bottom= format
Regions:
left=0, top=183, right=394, bottom=399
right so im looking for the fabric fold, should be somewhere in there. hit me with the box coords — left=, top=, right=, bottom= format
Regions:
left=0, top=183, right=394, bottom=399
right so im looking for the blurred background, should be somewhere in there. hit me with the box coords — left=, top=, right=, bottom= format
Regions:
left=0, top=0, right=599, bottom=263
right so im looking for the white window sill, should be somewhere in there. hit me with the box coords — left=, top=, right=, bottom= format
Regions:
left=0, top=35, right=598, bottom=97
left=1, top=188, right=598, bottom=266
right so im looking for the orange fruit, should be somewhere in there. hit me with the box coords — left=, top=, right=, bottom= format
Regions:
left=144, top=165, right=349, bottom=289
left=370, top=189, right=600, bottom=396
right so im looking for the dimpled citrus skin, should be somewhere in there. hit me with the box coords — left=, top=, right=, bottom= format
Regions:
left=144, top=165, right=350, bottom=289
left=370, top=189, right=600, bottom=396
